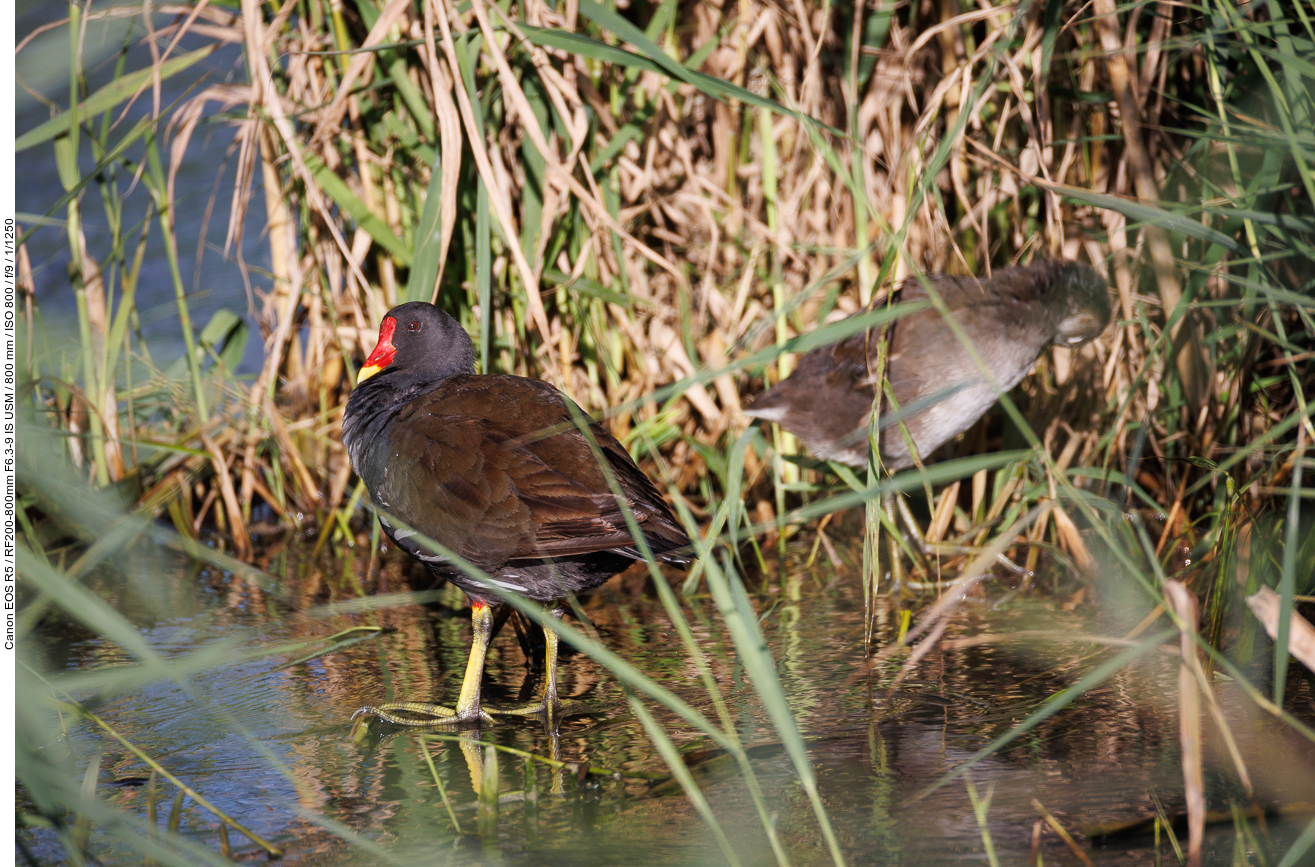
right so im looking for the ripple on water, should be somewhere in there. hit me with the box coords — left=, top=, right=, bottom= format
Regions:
left=22, top=541, right=1315, bottom=866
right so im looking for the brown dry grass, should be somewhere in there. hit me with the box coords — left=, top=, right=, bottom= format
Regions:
left=18, top=0, right=1314, bottom=581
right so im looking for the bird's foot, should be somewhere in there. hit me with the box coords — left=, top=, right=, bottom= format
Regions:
left=349, top=701, right=494, bottom=738
left=487, top=698, right=593, bottom=727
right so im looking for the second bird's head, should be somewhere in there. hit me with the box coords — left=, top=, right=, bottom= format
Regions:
left=1052, top=263, right=1113, bottom=348
left=358, top=302, right=476, bottom=386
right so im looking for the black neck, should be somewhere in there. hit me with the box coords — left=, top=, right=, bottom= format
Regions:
left=344, top=371, right=445, bottom=472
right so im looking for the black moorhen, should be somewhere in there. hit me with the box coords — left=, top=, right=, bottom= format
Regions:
left=343, top=302, right=690, bottom=727
left=744, top=260, right=1111, bottom=468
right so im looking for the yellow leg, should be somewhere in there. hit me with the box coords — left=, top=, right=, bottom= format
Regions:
left=453, top=601, right=494, bottom=719
left=351, top=601, right=496, bottom=731
left=542, top=606, right=562, bottom=717
left=491, top=606, right=588, bottom=727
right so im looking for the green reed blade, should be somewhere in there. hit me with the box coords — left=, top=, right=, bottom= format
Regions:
left=16, top=45, right=219, bottom=152
left=303, top=152, right=412, bottom=265
left=629, top=696, right=744, bottom=867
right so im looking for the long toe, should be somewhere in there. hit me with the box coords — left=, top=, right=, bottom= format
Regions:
left=352, top=701, right=494, bottom=733
left=487, top=698, right=594, bottom=727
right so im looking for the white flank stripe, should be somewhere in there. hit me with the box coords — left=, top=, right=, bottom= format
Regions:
left=486, top=578, right=528, bottom=593
left=742, top=405, right=785, bottom=421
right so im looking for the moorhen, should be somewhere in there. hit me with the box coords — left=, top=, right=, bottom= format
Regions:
left=343, top=302, right=690, bottom=727
left=744, top=260, right=1111, bottom=469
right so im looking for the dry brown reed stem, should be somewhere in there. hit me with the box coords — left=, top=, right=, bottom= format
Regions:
left=1031, top=799, right=1094, bottom=867
left=480, top=0, right=688, bottom=286
left=1164, top=580, right=1204, bottom=867
left=201, top=431, right=253, bottom=560
left=421, top=1, right=462, bottom=301
left=241, top=0, right=369, bottom=299
left=315, top=0, right=410, bottom=141
left=1247, top=587, right=1315, bottom=676
left=1091, top=0, right=1208, bottom=412
left=431, top=0, right=548, bottom=341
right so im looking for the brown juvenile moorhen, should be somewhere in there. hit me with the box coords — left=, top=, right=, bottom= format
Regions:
left=343, top=302, right=690, bottom=727
left=745, top=260, right=1111, bottom=468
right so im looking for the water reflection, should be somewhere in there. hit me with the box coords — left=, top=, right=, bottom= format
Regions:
left=21, top=536, right=1315, bottom=865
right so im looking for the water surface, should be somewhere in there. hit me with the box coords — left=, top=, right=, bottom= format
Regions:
left=21, top=536, right=1315, bottom=865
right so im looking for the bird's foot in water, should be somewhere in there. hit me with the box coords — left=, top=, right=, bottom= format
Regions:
left=487, top=698, right=593, bottom=728
left=350, top=701, right=494, bottom=738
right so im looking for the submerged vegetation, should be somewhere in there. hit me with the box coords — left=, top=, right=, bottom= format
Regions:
left=14, top=0, right=1315, bottom=862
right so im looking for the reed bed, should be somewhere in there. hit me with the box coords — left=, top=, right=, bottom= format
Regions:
left=17, top=0, right=1313, bottom=562
left=15, top=0, right=1315, bottom=863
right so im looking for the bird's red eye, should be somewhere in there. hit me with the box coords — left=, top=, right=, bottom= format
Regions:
left=408, top=320, right=421, bottom=332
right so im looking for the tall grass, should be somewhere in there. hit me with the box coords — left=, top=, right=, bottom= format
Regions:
left=15, top=0, right=1315, bottom=863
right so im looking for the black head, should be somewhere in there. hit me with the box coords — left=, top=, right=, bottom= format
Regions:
left=1051, top=263, right=1113, bottom=347
left=358, top=302, right=476, bottom=386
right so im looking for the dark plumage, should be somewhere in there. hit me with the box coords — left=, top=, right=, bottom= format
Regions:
left=343, top=302, right=689, bottom=727
left=744, top=260, right=1111, bottom=468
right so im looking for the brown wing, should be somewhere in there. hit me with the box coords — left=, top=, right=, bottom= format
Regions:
left=745, top=284, right=929, bottom=464
left=377, top=375, right=687, bottom=571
